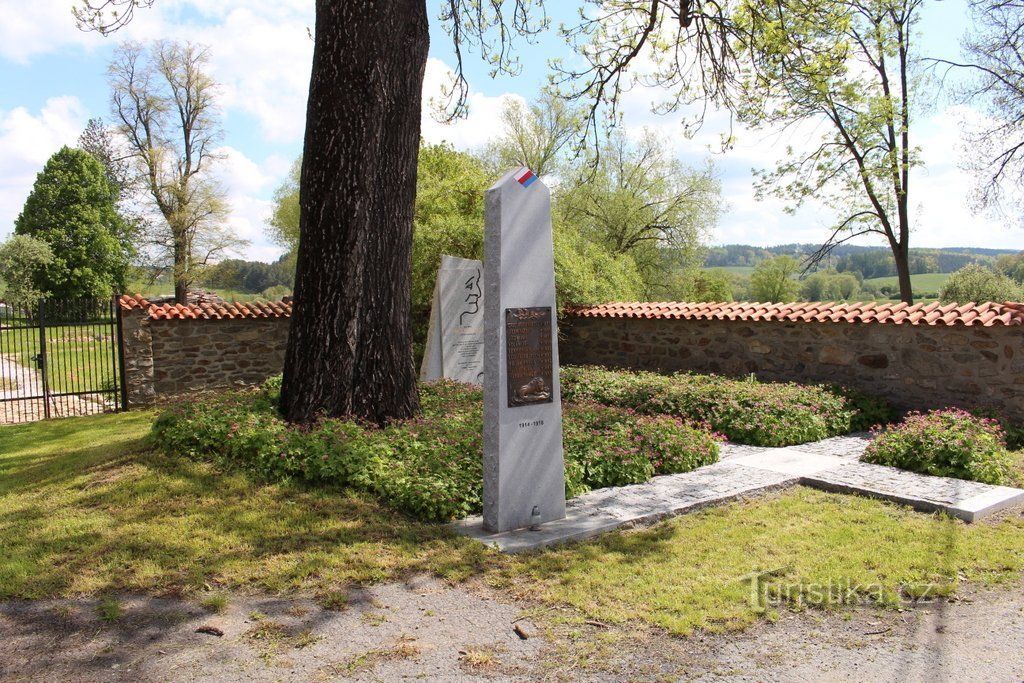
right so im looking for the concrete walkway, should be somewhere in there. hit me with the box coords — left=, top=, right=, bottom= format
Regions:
left=453, top=434, right=1024, bottom=552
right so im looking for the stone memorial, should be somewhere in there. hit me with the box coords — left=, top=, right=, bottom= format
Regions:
left=419, top=255, right=485, bottom=385
left=482, top=167, right=566, bottom=533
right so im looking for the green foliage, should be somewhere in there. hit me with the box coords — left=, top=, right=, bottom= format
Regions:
left=563, top=402, right=721, bottom=494
left=560, top=365, right=895, bottom=446
left=152, top=376, right=722, bottom=521
left=800, top=268, right=860, bottom=302
left=266, top=155, right=301, bottom=252
left=552, top=222, right=645, bottom=308
left=863, top=409, right=1014, bottom=485
left=0, top=235, right=54, bottom=306
left=14, top=146, right=132, bottom=299
left=939, top=264, right=1023, bottom=304
left=671, top=268, right=735, bottom=302
left=749, top=255, right=800, bottom=303
left=735, top=0, right=922, bottom=303
left=557, top=129, right=721, bottom=297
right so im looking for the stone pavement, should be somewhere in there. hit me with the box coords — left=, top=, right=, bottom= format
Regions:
left=452, top=435, right=1024, bottom=552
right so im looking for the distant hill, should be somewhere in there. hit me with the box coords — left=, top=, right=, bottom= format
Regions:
left=704, top=244, right=1021, bottom=277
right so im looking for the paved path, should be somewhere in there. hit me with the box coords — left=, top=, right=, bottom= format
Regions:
left=453, top=435, right=1024, bottom=552
left=0, top=353, right=112, bottom=424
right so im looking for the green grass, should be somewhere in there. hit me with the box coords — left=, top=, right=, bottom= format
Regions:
left=862, top=272, right=951, bottom=297
left=0, top=323, right=120, bottom=395
left=1, top=411, right=1022, bottom=638
left=500, top=488, right=1024, bottom=635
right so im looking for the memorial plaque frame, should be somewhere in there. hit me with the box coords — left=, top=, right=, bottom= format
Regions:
left=504, top=306, right=553, bottom=408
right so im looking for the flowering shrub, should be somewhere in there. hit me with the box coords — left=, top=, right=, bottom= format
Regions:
left=152, top=377, right=722, bottom=522
left=560, top=366, right=894, bottom=446
left=863, top=409, right=1014, bottom=485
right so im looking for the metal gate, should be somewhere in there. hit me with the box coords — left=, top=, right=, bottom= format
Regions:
left=0, top=296, right=127, bottom=424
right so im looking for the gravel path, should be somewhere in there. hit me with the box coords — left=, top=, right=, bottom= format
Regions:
left=2, top=575, right=1022, bottom=682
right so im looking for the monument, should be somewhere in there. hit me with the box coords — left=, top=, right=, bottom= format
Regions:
left=420, top=255, right=485, bottom=385
left=482, top=167, right=566, bottom=533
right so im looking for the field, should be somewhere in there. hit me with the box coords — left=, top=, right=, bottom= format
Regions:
left=862, top=272, right=951, bottom=297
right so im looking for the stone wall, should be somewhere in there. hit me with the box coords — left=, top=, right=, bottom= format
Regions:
left=560, top=315, right=1024, bottom=421
left=121, top=307, right=289, bottom=405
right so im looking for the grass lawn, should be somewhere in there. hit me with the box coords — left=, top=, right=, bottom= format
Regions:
left=1, top=322, right=120, bottom=395
left=2, top=411, right=1022, bottom=636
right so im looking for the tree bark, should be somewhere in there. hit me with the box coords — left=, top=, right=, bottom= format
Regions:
left=280, top=0, right=426, bottom=424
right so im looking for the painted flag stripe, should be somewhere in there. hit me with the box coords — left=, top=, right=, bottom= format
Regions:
left=516, top=169, right=537, bottom=187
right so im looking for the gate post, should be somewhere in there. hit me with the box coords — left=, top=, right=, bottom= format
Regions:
left=37, top=299, right=50, bottom=419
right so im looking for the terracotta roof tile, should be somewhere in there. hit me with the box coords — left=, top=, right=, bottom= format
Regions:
left=566, top=300, right=1024, bottom=327
left=117, top=294, right=292, bottom=321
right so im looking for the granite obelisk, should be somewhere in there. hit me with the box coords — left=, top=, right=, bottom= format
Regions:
left=482, top=167, right=566, bottom=533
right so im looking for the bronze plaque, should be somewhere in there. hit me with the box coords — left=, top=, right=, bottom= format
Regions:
left=505, top=307, right=554, bottom=408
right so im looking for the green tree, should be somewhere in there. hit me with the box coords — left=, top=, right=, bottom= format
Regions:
left=667, top=268, right=735, bottom=303
left=735, top=0, right=923, bottom=304
left=482, top=91, right=582, bottom=179
left=749, top=255, right=801, bottom=302
left=0, top=235, right=54, bottom=307
left=558, top=128, right=721, bottom=297
left=939, top=264, right=1023, bottom=304
left=800, top=268, right=861, bottom=301
left=14, top=146, right=131, bottom=299
left=266, top=155, right=301, bottom=255
left=71, top=0, right=750, bottom=424
left=108, top=40, right=244, bottom=305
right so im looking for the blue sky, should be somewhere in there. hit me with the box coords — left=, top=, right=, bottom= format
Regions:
left=0, top=0, right=1020, bottom=264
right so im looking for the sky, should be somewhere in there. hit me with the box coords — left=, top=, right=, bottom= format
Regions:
left=0, top=0, right=1021, bottom=265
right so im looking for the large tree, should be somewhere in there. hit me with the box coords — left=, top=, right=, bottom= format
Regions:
left=14, top=146, right=132, bottom=300
left=734, top=0, right=923, bottom=304
left=107, top=40, right=242, bottom=304
left=72, top=0, right=746, bottom=424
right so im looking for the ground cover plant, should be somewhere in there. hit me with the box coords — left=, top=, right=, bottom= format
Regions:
left=864, top=409, right=1018, bottom=486
left=1, top=410, right=1022, bottom=637
left=151, top=377, right=723, bottom=521
left=560, top=365, right=895, bottom=446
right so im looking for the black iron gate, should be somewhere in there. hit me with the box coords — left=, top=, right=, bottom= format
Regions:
left=0, top=296, right=127, bottom=424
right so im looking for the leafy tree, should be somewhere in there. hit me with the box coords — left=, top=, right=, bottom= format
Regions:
left=71, top=0, right=758, bottom=425
left=996, top=251, right=1024, bottom=283
left=482, top=90, right=582, bottom=179
left=800, top=268, right=861, bottom=301
left=749, top=255, right=801, bottom=302
left=735, top=0, right=923, bottom=304
left=558, top=128, right=721, bottom=297
left=939, top=264, right=1023, bottom=304
left=266, top=155, right=301, bottom=255
left=0, top=235, right=54, bottom=307
left=14, top=146, right=131, bottom=299
left=108, top=40, right=244, bottom=305
left=666, top=267, right=735, bottom=302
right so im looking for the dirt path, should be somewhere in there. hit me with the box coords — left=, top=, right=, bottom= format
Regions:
left=2, top=575, right=1022, bottom=682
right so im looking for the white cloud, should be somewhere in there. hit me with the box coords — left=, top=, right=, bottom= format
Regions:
left=212, top=146, right=287, bottom=262
left=420, top=58, right=522, bottom=151
left=0, top=97, right=89, bottom=240
left=179, top=8, right=314, bottom=143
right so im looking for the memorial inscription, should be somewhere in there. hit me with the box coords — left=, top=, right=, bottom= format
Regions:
left=505, top=307, right=553, bottom=407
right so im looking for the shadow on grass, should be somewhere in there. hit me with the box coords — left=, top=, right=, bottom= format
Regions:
left=0, top=418, right=494, bottom=599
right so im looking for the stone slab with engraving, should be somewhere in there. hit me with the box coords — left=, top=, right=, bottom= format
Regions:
left=482, top=167, right=566, bottom=533
left=419, top=255, right=485, bottom=385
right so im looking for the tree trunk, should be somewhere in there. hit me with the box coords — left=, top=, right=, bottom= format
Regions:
left=173, top=232, right=188, bottom=304
left=280, top=0, right=426, bottom=424
left=891, top=233, right=913, bottom=305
